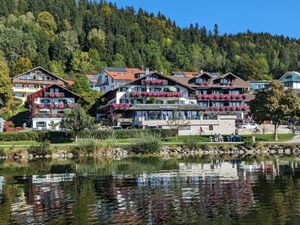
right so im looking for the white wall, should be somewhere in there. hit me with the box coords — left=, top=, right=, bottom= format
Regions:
left=32, top=118, right=62, bottom=131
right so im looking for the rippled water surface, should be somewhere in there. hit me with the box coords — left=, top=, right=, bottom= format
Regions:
left=1, top=156, right=300, bottom=225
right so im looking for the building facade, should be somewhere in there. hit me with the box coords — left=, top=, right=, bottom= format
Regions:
left=27, top=84, right=80, bottom=130
left=95, top=72, right=253, bottom=135
left=12, top=67, right=71, bottom=103
left=96, top=67, right=145, bottom=93
left=86, top=74, right=100, bottom=91
left=248, top=80, right=270, bottom=91
left=279, top=71, right=300, bottom=92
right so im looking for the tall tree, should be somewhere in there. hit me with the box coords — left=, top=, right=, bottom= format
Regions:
left=250, top=81, right=300, bottom=140
left=0, top=51, right=13, bottom=116
left=12, top=57, right=32, bottom=76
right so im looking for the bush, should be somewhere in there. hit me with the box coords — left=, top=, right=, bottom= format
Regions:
left=0, top=131, right=73, bottom=143
left=0, top=129, right=177, bottom=143
left=0, top=148, right=5, bottom=157
left=76, top=129, right=177, bottom=140
left=70, top=140, right=108, bottom=157
left=183, top=140, right=199, bottom=151
left=0, top=131, right=40, bottom=141
left=28, top=141, right=51, bottom=156
left=126, top=136, right=161, bottom=154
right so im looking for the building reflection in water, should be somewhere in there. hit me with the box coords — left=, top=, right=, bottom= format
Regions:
left=0, top=176, right=4, bottom=204
left=11, top=174, right=75, bottom=224
left=1, top=159, right=300, bottom=224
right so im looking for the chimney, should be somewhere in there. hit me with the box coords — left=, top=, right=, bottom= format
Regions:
left=145, top=68, right=150, bottom=75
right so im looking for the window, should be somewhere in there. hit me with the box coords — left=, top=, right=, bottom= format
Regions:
left=213, top=90, right=224, bottom=94
left=212, top=102, right=224, bottom=106
left=15, top=93, right=24, bottom=97
left=229, top=102, right=241, bottom=106
left=28, top=84, right=35, bottom=89
left=120, top=87, right=128, bottom=92
left=229, top=90, right=240, bottom=94
left=203, top=114, right=217, bottom=120
left=120, top=99, right=128, bottom=103
left=36, top=121, right=46, bottom=128
left=14, top=84, right=22, bottom=88
left=198, top=101, right=209, bottom=107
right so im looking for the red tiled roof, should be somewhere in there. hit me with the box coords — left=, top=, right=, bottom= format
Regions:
left=65, top=80, right=75, bottom=86
left=86, top=74, right=98, bottom=83
left=183, top=72, right=200, bottom=76
left=104, top=68, right=144, bottom=81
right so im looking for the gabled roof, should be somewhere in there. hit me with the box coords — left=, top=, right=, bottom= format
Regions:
left=27, top=84, right=81, bottom=104
left=86, top=74, right=99, bottom=83
left=12, top=66, right=70, bottom=86
left=172, top=71, right=200, bottom=77
left=279, top=71, right=300, bottom=82
left=102, top=67, right=145, bottom=81
left=172, top=72, right=250, bottom=88
left=129, top=72, right=195, bottom=91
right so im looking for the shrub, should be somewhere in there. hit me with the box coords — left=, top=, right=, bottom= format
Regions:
left=28, top=141, right=51, bottom=156
left=126, top=136, right=161, bottom=154
left=183, top=140, right=199, bottom=151
left=0, top=148, right=5, bottom=157
left=70, top=140, right=109, bottom=157
left=76, top=129, right=177, bottom=140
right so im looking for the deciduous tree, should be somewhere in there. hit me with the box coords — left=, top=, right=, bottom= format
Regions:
left=250, top=81, right=300, bottom=140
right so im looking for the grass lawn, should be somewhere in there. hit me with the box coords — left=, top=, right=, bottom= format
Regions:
left=251, top=133, right=295, bottom=142
left=0, top=133, right=295, bottom=148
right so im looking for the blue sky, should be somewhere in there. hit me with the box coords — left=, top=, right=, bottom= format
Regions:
left=107, top=0, right=300, bottom=38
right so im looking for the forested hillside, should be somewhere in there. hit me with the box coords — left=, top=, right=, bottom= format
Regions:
left=1, top=0, right=300, bottom=80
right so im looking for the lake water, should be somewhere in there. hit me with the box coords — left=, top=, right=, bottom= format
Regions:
left=0, top=155, right=300, bottom=225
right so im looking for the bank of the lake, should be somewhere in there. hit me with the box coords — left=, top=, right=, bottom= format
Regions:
left=0, top=133, right=298, bottom=160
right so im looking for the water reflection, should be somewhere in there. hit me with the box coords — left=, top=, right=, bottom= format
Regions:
left=0, top=157, right=300, bottom=225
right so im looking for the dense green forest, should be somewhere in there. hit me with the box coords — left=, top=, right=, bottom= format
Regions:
left=1, top=0, right=300, bottom=81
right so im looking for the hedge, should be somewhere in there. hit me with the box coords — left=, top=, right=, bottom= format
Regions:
left=0, top=131, right=73, bottom=143
left=75, top=129, right=178, bottom=139
left=0, top=129, right=177, bottom=142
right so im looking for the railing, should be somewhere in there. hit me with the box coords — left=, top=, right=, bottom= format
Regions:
left=45, top=92, right=65, bottom=98
left=142, top=79, right=168, bottom=85
left=196, top=94, right=246, bottom=100
left=130, top=92, right=183, bottom=97
left=36, top=103, right=75, bottom=109
left=33, top=113, right=65, bottom=118
left=206, top=106, right=249, bottom=111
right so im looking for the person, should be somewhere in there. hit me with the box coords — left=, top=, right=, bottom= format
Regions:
left=199, top=127, right=204, bottom=135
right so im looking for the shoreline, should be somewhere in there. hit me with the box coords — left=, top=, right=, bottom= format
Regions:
left=1, top=142, right=300, bottom=161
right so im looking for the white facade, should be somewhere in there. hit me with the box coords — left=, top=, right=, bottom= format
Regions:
left=97, top=71, right=132, bottom=93
left=32, top=118, right=62, bottom=130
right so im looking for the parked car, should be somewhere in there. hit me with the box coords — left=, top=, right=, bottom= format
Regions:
left=112, top=126, right=123, bottom=130
left=241, top=123, right=258, bottom=130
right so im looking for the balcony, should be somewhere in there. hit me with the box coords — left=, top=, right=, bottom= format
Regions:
left=36, top=103, right=75, bottom=110
left=45, top=92, right=65, bottom=98
left=33, top=113, right=65, bottom=118
left=206, top=106, right=249, bottom=112
left=130, top=92, right=183, bottom=98
left=196, top=94, right=246, bottom=100
left=142, top=79, right=168, bottom=85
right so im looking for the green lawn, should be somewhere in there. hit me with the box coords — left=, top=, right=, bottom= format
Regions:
left=241, top=133, right=295, bottom=142
left=0, top=133, right=295, bottom=148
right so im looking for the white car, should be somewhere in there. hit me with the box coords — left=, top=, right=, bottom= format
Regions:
left=241, top=123, right=258, bottom=130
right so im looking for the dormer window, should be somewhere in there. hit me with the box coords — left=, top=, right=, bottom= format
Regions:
left=147, top=75, right=158, bottom=80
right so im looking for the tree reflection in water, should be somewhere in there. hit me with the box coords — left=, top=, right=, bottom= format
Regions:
left=0, top=156, right=300, bottom=225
